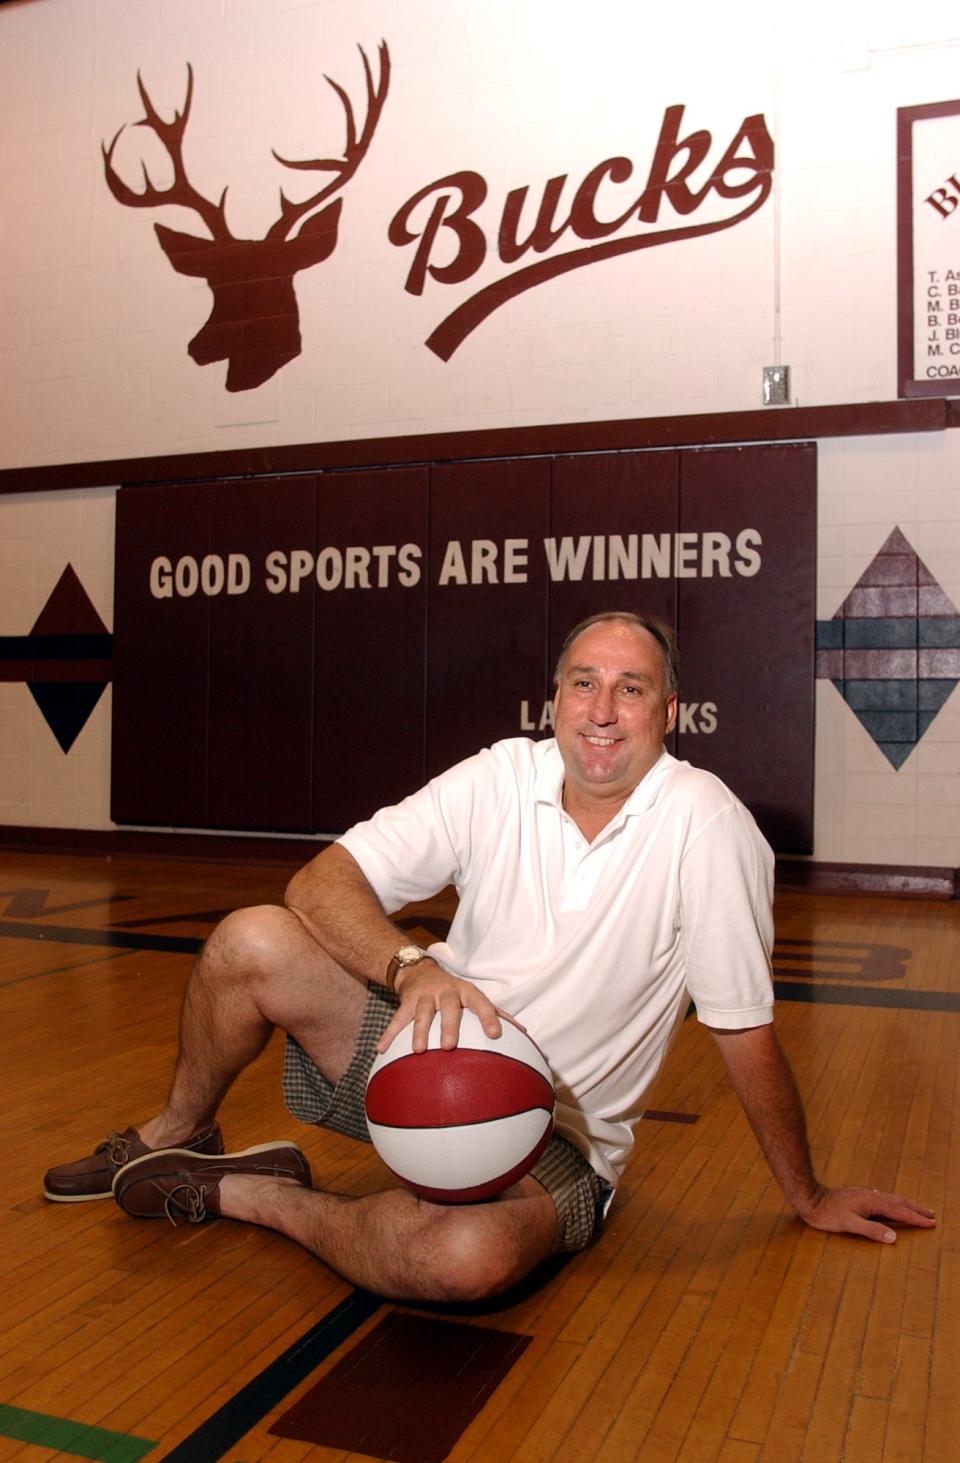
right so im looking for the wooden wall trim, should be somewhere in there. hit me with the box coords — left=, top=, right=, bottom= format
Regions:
left=0, top=825, right=955, bottom=897
left=775, top=859, right=958, bottom=900
left=0, top=397, right=951, bottom=496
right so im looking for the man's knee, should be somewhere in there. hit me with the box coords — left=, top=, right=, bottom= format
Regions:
left=201, top=904, right=304, bottom=985
left=419, top=1204, right=550, bottom=1302
left=200, top=904, right=365, bottom=1050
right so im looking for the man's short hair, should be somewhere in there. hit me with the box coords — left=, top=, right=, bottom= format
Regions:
left=553, top=611, right=680, bottom=696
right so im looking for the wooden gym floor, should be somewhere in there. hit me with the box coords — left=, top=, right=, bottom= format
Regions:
left=0, top=848, right=957, bottom=1462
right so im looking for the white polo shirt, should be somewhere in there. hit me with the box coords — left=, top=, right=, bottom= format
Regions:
left=340, top=737, right=774, bottom=1186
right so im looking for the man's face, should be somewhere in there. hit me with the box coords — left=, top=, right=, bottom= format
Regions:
left=552, top=621, right=678, bottom=811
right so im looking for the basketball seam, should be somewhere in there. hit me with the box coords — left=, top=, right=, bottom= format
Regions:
left=366, top=1106, right=554, bottom=1132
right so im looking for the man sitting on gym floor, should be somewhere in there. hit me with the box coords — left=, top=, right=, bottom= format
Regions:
left=44, top=611, right=935, bottom=1301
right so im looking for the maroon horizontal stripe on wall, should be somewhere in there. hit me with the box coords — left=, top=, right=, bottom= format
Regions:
left=0, top=398, right=950, bottom=497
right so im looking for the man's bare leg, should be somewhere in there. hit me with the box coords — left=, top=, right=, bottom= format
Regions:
left=117, top=904, right=558, bottom=1301
left=217, top=1170, right=558, bottom=1303
left=137, top=904, right=366, bottom=1149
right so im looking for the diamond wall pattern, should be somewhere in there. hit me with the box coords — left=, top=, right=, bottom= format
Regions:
left=815, top=527, right=960, bottom=769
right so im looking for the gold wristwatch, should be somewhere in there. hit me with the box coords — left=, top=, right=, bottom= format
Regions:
left=385, top=943, right=429, bottom=992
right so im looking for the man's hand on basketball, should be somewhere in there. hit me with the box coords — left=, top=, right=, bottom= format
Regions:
left=377, top=960, right=503, bottom=1054
left=796, top=1184, right=936, bottom=1243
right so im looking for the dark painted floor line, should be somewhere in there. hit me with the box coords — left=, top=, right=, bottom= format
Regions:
left=772, top=978, right=960, bottom=1012
left=0, top=948, right=137, bottom=989
left=0, top=920, right=202, bottom=954
left=159, top=1289, right=383, bottom=1463
left=111, top=909, right=229, bottom=930
left=3, top=919, right=957, bottom=1013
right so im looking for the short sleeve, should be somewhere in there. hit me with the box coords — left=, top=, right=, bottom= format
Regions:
left=337, top=748, right=500, bottom=913
left=679, top=800, right=775, bottom=1028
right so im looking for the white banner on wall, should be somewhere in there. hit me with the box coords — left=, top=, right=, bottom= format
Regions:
left=898, top=98, right=960, bottom=397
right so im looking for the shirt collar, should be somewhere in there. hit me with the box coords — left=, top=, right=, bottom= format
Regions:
left=533, top=739, right=567, bottom=807
left=534, top=741, right=675, bottom=815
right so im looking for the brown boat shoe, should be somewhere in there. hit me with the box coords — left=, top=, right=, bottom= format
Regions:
left=113, top=1142, right=312, bottom=1227
left=43, top=1122, right=224, bottom=1203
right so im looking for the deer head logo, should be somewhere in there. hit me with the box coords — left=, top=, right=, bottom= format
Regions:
left=103, top=43, right=390, bottom=392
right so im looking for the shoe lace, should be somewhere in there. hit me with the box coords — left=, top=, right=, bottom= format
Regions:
left=100, top=1131, right=133, bottom=1168
left=163, top=1182, right=208, bottom=1226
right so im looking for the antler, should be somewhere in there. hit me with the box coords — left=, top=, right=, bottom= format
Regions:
left=102, top=66, right=230, bottom=241
left=266, top=41, right=391, bottom=241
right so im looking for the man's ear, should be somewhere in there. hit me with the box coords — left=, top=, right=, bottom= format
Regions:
left=664, top=693, right=679, bottom=735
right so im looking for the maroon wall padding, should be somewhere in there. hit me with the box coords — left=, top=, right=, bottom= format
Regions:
left=677, top=443, right=815, bottom=851
left=427, top=457, right=551, bottom=778
left=112, top=443, right=816, bottom=849
left=206, top=476, right=318, bottom=832
left=112, top=480, right=212, bottom=827
left=311, top=467, right=429, bottom=831
left=549, top=448, right=681, bottom=754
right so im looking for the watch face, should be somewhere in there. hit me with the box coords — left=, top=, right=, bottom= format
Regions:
left=398, top=945, right=423, bottom=964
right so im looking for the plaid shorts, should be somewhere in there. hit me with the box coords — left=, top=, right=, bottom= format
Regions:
left=282, top=982, right=612, bottom=1254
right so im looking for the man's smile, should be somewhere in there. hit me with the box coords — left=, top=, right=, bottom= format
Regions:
left=552, top=620, right=679, bottom=825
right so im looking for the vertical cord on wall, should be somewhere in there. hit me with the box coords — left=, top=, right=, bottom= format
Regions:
left=772, top=59, right=784, bottom=397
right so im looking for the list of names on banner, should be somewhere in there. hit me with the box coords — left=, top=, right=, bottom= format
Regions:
left=911, top=106, right=960, bottom=389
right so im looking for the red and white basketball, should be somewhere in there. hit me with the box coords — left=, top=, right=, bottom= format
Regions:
left=365, top=1009, right=555, bottom=1203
